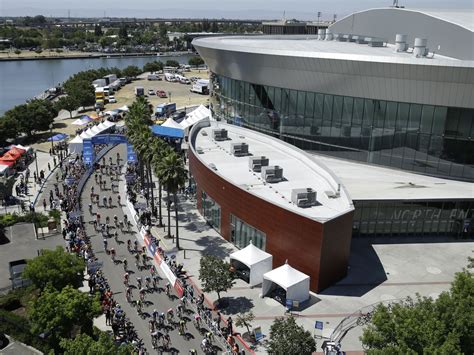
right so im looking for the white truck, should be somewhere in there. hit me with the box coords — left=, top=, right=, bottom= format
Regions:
left=164, top=73, right=176, bottom=82
left=190, top=79, right=210, bottom=94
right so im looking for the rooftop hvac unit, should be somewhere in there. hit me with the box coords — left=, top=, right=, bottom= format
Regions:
left=249, top=156, right=269, bottom=172
left=208, top=163, right=217, bottom=171
left=317, top=28, right=326, bottom=40
left=212, top=128, right=228, bottom=141
left=367, top=38, right=384, bottom=47
left=334, top=33, right=347, bottom=42
left=231, top=142, right=249, bottom=157
left=196, top=147, right=204, bottom=154
left=325, top=29, right=333, bottom=41
left=395, top=34, right=408, bottom=52
left=413, top=37, right=428, bottom=57
left=291, top=188, right=317, bottom=208
left=261, top=165, right=283, bottom=183
left=201, top=130, right=208, bottom=136
left=353, top=35, right=368, bottom=44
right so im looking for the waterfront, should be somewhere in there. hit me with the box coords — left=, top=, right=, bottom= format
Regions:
left=0, top=54, right=193, bottom=114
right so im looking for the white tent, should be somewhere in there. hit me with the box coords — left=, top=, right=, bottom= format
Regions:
left=262, top=263, right=310, bottom=304
left=102, top=120, right=115, bottom=129
left=230, top=243, right=272, bottom=286
left=80, top=130, right=93, bottom=139
left=90, top=126, right=102, bottom=135
left=180, top=105, right=211, bottom=130
left=118, top=105, right=129, bottom=112
left=68, top=135, right=83, bottom=155
left=162, top=117, right=185, bottom=130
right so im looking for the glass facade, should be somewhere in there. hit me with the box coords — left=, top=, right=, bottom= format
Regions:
left=230, top=214, right=267, bottom=250
left=201, top=191, right=221, bottom=232
left=209, top=74, right=474, bottom=181
left=352, top=200, right=473, bottom=238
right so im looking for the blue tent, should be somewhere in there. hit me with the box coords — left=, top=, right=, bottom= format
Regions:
left=151, top=125, right=184, bottom=139
left=47, top=133, right=69, bottom=142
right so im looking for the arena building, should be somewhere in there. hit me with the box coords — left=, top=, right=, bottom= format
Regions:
left=188, top=7, right=474, bottom=290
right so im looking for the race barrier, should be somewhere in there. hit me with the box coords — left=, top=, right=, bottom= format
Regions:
left=138, top=225, right=184, bottom=298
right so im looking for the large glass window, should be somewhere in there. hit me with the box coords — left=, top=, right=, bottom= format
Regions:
left=201, top=191, right=221, bottom=232
left=210, top=74, right=474, bottom=181
left=230, top=214, right=267, bottom=250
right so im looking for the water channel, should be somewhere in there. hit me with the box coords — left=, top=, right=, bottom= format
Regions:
left=0, top=54, right=193, bottom=114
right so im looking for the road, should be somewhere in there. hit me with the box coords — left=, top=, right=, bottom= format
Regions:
left=80, top=144, right=220, bottom=354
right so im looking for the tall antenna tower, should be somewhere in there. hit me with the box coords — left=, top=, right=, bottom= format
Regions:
left=317, top=11, right=321, bottom=23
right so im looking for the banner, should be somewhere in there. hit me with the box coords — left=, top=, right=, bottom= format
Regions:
left=83, top=139, right=94, bottom=165
left=127, top=143, right=137, bottom=162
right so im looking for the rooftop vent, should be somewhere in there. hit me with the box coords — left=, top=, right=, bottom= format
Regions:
left=334, top=33, right=347, bottom=42
left=325, top=29, right=333, bottom=41
left=367, top=38, right=384, bottom=47
left=208, top=163, right=217, bottom=171
left=249, top=156, right=269, bottom=172
left=212, top=128, right=228, bottom=141
left=291, top=188, right=317, bottom=208
left=231, top=142, right=249, bottom=157
left=317, top=28, right=326, bottom=40
left=196, top=146, right=204, bottom=154
left=353, top=35, right=368, bottom=44
left=325, top=184, right=341, bottom=198
left=413, top=37, right=428, bottom=57
left=395, top=34, right=408, bottom=52
left=261, top=165, right=283, bottom=183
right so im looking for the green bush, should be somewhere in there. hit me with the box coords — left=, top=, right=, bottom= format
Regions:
left=0, top=212, right=50, bottom=228
left=0, top=286, right=37, bottom=311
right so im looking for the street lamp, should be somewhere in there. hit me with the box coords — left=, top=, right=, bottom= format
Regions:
left=168, top=91, right=172, bottom=103
left=49, top=123, right=54, bottom=154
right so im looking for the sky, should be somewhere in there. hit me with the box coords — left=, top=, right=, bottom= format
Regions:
left=1, top=0, right=473, bottom=20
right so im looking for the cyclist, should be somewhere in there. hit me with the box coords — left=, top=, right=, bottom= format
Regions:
left=135, top=253, right=140, bottom=269
left=145, top=276, right=151, bottom=289
left=166, top=308, right=174, bottom=323
left=110, top=248, right=116, bottom=261
left=158, top=312, right=165, bottom=328
left=153, top=275, right=160, bottom=288
left=102, top=196, right=107, bottom=208
left=179, top=318, right=187, bottom=335
left=152, top=309, right=159, bottom=322
left=136, top=299, right=143, bottom=314
left=139, top=287, right=146, bottom=301
left=194, top=313, right=202, bottom=328
left=88, top=203, right=93, bottom=214
left=117, top=194, right=121, bottom=205
left=165, top=282, right=171, bottom=296
left=126, top=286, right=132, bottom=302
left=136, top=277, right=142, bottom=289
left=189, top=349, right=197, bottom=355
left=123, top=273, right=129, bottom=286
left=108, top=196, right=112, bottom=207
left=176, top=303, right=183, bottom=318
left=105, top=216, right=110, bottom=224
left=127, top=239, right=132, bottom=252
left=113, top=215, right=118, bottom=225
left=123, top=259, right=128, bottom=271
left=162, top=333, right=171, bottom=350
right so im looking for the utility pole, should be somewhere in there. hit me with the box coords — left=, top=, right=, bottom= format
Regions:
left=333, top=14, right=337, bottom=23
left=317, top=11, right=321, bottom=24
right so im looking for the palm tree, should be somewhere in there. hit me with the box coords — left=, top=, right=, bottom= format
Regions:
left=151, top=140, right=171, bottom=227
left=156, top=151, right=187, bottom=249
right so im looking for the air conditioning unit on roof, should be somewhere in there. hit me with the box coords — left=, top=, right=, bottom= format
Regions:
left=231, top=142, right=249, bottom=157
left=212, top=129, right=228, bottom=141
left=261, top=165, right=283, bottom=183
left=249, top=156, right=269, bottom=172
left=291, top=188, right=317, bottom=208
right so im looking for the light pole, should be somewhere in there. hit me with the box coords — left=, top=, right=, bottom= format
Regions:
left=34, top=151, right=39, bottom=179
left=49, top=123, right=54, bottom=154
left=168, top=91, right=172, bottom=103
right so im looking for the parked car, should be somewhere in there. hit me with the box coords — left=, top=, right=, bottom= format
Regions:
left=9, top=259, right=31, bottom=289
left=157, top=90, right=167, bottom=98
left=108, top=96, right=117, bottom=103
left=172, top=111, right=186, bottom=123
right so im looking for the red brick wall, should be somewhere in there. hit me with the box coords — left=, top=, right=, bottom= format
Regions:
left=189, top=150, right=353, bottom=292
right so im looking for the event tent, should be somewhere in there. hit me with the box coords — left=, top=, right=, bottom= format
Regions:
left=68, top=135, right=83, bottom=155
left=230, top=243, right=272, bottom=286
left=47, top=133, right=69, bottom=142
left=180, top=105, right=211, bottom=130
left=162, top=117, right=185, bottom=130
left=151, top=125, right=184, bottom=139
left=118, top=105, right=129, bottom=112
left=0, top=163, right=12, bottom=177
left=262, top=262, right=310, bottom=304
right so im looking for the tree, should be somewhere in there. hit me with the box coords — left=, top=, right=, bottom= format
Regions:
left=165, top=59, right=179, bottom=68
left=29, top=285, right=101, bottom=349
left=188, top=56, right=204, bottom=67
left=60, top=333, right=132, bottom=355
left=156, top=151, right=186, bottom=248
left=122, top=65, right=142, bottom=78
left=14, top=49, right=21, bottom=56
left=4, top=99, right=57, bottom=138
left=23, top=246, right=85, bottom=290
left=199, top=255, right=235, bottom=303
left=266, top=316, right=316, bottom=354
left=143, top=60, right=163, bottom=73
left=55, top=96, right=79, bottom=118
left=0, top=114, right=19, bottom=145
left=235, top=311, right=255, bottom=339
left=66, top=80, right=95, bottom=108
left=361, top=269, right=474, bottom=354
left=94, top=25, right=103, bottom=37
left=118, top=25, right=128, bottom=40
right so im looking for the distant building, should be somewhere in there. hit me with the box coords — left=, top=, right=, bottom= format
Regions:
left=262, top=19, right=330, bottom=35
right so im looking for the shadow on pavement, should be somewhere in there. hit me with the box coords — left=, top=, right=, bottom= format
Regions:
left=320, top=242, right=387, bottom=297
left=218, top=296, right=254, bottom=314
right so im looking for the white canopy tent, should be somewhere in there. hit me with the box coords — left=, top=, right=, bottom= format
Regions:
left=118, top=105, right=129, bottom=112
left=162, top=117, right=185, bottom=130
left=68, top=135, right=83, bottom=155
left=262, top=263, right=310, bottom=304
left=230, top=243, right=272, bottom=286
left=80, top=130, right=93, bottom=139
left=180, top=105, right=212, bottom=130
